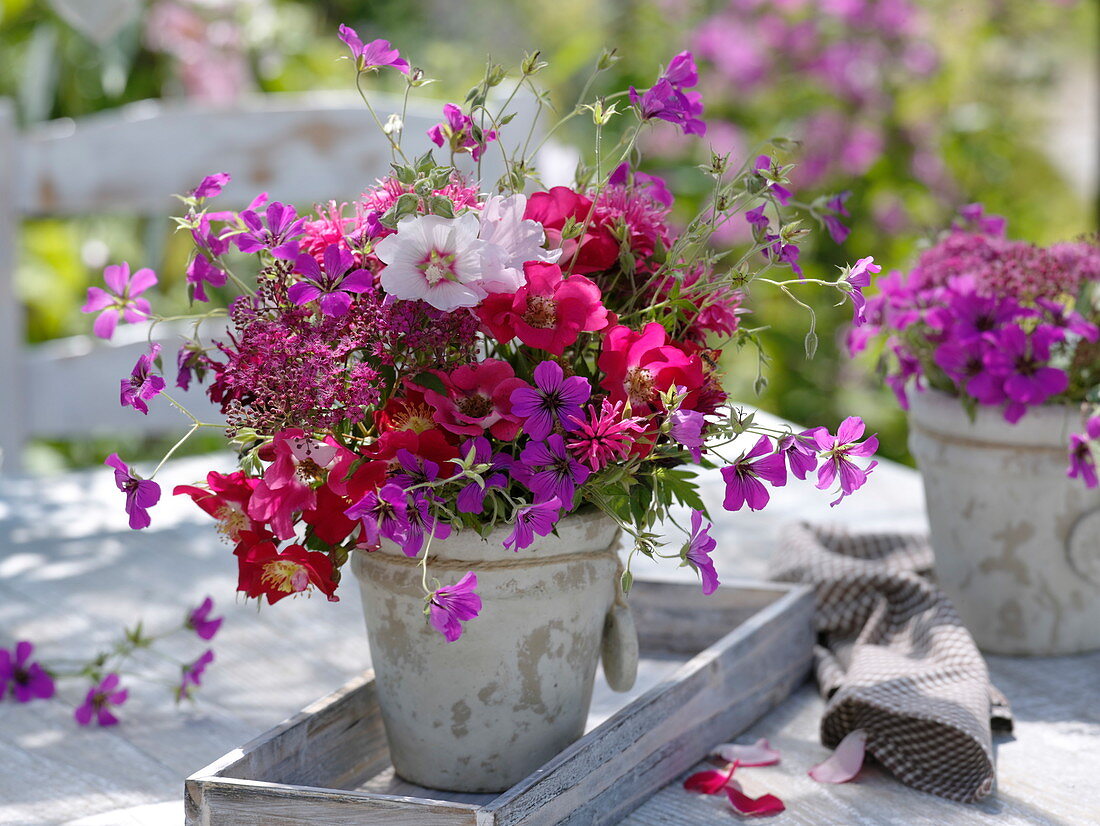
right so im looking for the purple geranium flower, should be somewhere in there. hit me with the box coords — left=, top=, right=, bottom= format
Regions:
left=397, top=490, right=451, bottom=558
left=0, top=641, right=55, bottom=703
left=629, top=78, right=706, bottom=136
left=934, top=337, right=1006, bottom=406
left=777, top=430, right=821, bottom=481
left=510, top=361, right=591, bottom=441
left=289, top=244, right=374, bottom=317
left=345, top=483, right=410, bottom=549
left=766, top=233, right=803, bottom=277
left=105, top=453, right=161, bottom=530
left=428, top=572, right=482, bottom=643
left=455, top=438, right=510, bottom=515
left=392, top=449, right=441, bottom=489
left=754, top=156, right=793, bottom=205
left=1036, top=297, right=1100, bottom=342
left=720, top=435, right=787, bottom=512
left=670, top=408, right=706, bottom=462
left=663, top=50, right=699, bottom=88
left=844, top=256, right=882, bottom=327
left=745, top=204, right=770, bottom=233
left=235, top=201, right=305, bottom=260
left=609, top=163, right=674, bottom=207
left=823, top=191, right=851, bottom=244
left=519, top=434, right=590, bottom=506
left=983, top=325, right=1068, bottom=418
left=683, top=509, right=719, bottom=595
left=177, top=650, right=215, bottom=701
left=954, top=203, right=1006, bottom=237
left=120, top=343, right=166, bottom=415
left=1067, top=416, right=1100, bottom=489
left=81, top=262, right=158, bottom=340
left=190, top=172, right=230, bottom=200
left=186, top=597, right=223, bottom=641
left=503, top=497, right=562, bottom=552
left=337, top=24, right=410, bottom=74
left=74, top=673, right=128, bottom=726
left=814, top=416, right=878, bottom=507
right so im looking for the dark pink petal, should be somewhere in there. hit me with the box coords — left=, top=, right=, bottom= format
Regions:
left=752, top=453, right=787, bottom=487
left=712, top=738, right=781, bottom=767
left=320, top=291, right=353, bottom=317
left=725, top=781, right=785, bottom=816
left=340, top=269, right=375, bottom=293
left=684, top=762, right=738, bottom=795
left=742, top=474, right=770, bottom=511
left=288, top=282, right=323, bottom=306
left=809, top=729, right=867, bottom=784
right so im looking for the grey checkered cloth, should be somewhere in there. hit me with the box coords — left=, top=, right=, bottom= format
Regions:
left=769, top=523, right=1013, bottom=803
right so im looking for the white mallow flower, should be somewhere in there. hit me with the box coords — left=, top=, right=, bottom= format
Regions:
left=476, top=193, right=561, bottom=294
left=375, top=213, right=489, bottom=311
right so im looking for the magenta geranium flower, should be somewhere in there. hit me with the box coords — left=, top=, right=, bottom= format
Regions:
left=186, top=215, right=230, bottom=302
left=823, top=191, right=851, bottom=244
left=120, top=343, right=166, bottom=415
left=337, top=24, right=410, bottom=74
left=397, top=490, right=451, bottom=558
left=720, top=435, right=786, bottom=512
left=1067, top=416, right=1100, bottom=489
left=190, top=172, right=230, bottom=200
left=754, top=156, right=793, bottom=205
left=235, top=201, right=305, bottom=260
left=74, top=673, right=128, bottom=726
left=428, top=572, right=482, bottom=643
left=346, top=483, right=410, bottom=549
left=428, top=103, right=498, bottom=161
left=566, top=399, right=646, bottom=471
left=844, top=257, right=881, bottom=327
left=0, top=641, right=55, bottom=703
left=777, top=430, right=821, bottom=481
left=670, top=408, right=706, bottom=462
left=982, top=325, right=1068, bottom=419
left=177, top=650, right=215, bottom=700
left=518, top=434, right=591, bottom=506
left=81, top=262, right=157, bottom=340
left=814, top=417, right=878, bottom=506
left=105, top=453, right=161, bottom=530
left=683, top=509, right=719, bottom=595
left=630, top=51, right=706, bottom=136
left=185, top=596, right=223, bottom=641
left=455, top=438, right=510, bottom=515
left=503, top=497, right=562, bottom=552
left=510, top=361, right=591, bottom=441
left=289, top=244, right=374, bottom=317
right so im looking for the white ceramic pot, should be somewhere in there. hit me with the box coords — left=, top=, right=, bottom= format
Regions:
left=351, top=509, right=634, bottom=792
left=908, top=390, right=1100, bottom=655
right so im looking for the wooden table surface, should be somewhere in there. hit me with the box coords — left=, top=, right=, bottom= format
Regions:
left=1, top=420, right=1097, bottom=826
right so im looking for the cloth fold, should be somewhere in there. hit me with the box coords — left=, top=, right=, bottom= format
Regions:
left=770, top=523, right=1012, bottom=803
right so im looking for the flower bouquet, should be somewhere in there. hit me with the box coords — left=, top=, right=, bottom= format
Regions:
left=86, top=29, right=877, bottom=790
left=854, top=205, right=1100, bottom=654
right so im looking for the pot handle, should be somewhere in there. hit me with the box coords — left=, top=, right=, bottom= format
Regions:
left=1066, top=506, right=1100, bottom=587
left=601, top=602, right=639, bottom=693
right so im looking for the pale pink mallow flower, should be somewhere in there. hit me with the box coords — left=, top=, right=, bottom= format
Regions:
left=374, top=214, right=490, bottom=311
left=476, top=193, right=561, bottom=294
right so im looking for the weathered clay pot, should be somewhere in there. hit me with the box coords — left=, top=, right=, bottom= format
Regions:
left=351, top=509, right=630, bottom=792
left=908, top=389, right=1100, bottom=655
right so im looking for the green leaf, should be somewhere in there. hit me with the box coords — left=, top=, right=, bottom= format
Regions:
left=410, top=371, right=447, bottom=395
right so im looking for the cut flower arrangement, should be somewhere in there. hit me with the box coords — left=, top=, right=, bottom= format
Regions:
left=84, top=29, right=881, bottom=636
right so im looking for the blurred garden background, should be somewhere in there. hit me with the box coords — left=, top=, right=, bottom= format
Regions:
left=2, top=0, right=1096, bottom=472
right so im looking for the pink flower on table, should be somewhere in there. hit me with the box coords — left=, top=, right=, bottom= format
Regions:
left=74, top=674, right=128, bottom=726
left=844, top=256, right=882, bottom=327
left=248, top=430, right=339, bottom=541
left=428, top=103, right=498, bottom=161
left=422, top=359, right=527, bottom=441
left=0, top=641, right=55, bottom=703
left=1068, top=416, right=1100, bottom=489
left=476, top=262, right=611, bottom=356
left=120, top=343, right=166, bottom=415
left=185, top=597, right=223, bottom=641
left=670, top=408, right=706, bottom=462
left=814, top=416, right=879, bottom=507
left=566, top=399, right=646, bottom=472
left=503, top=497, right=563, bottom=552
left=81, top=262, right=157, bottom=340
left=429, top=572, right=482, bottom=643
left=105, top=453, right=161, bottom=530
left=374, top=213, right=489, bottom=311
left=177, top=650, right=215, bottom=701
left=683, top=509, right=719, bottom=595
left=235, top=201, right=304, bottom=260
left=289, top=244, right=374, bottom=317
left=720, top=435, right=787, bottom=512
left=337, top=24, right=409, bottom=74
left=510, top=360, right=591, bottom=441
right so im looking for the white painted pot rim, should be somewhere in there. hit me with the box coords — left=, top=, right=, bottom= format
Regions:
left=908, top=388, right=1081, bottom=449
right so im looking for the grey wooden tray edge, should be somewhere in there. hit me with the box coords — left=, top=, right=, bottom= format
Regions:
left=186, top=578, right=815, bottom=826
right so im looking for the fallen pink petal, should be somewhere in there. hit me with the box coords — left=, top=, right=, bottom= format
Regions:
left=712, top=737, right=781, bottom=767
left=726, top=779, right=786, bottom=816
left=808, top=729, right=867, bottom=784
left=683, top=761, right=739, bottom=795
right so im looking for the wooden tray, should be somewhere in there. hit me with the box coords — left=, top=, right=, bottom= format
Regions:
left=185, top=578, right=814, bottom=825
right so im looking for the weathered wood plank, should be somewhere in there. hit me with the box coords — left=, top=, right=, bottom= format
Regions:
left=0, top=99, right=24, bottom=472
